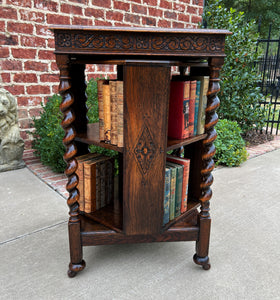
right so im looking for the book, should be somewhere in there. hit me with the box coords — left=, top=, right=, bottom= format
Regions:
left=163, top=167, right=171, bottom=225
left=84, top=155, right=112, bottom=213
left=192, top=76, right=209, bottom=135
left=193, top=80, right=201, bottom=136
left=103, top=82, right=111, bottom=143
left=166, top=161, right=183, bottom=218
left=167, top=164, right=176, bottom=221
left=97, top=79, right=108, bottom=141
left=167, top=155, right=190, bottom=213
left=168, top=80, right=190, bottom=140
left=76, top=153, right=103, bottom=212
left=117, top=81, right=124, bottom=147
left=110, top=81, right=118, bottom=145
left=189, top=80, right=197, bottom=137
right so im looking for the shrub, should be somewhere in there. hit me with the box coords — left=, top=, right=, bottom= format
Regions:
left=203, top=0, right=266, bottom=133
left=214, top=119, right=248, bottom=167
left=31, top=78, right=117, bottom=173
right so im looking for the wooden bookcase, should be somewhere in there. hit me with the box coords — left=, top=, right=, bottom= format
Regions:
left=50, top=26, right=230, bottom=277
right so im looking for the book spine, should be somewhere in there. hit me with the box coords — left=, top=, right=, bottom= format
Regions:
left=181, top=160, right=190, bottom=213
left=84, top=163, right=97, bottom=213
left=110, top=81, right=118, bottom=145
left=117, top=81, right=124, bottom=147
left=76, top=160, right=85, bottom=212
left=193, top=80, right=201, bottom=136
left=103, top=82, right=111, bottom=143
left=163, top=168, right=171, bottom=225
left=98, top=79, right=106, bottom=141
left=197, top=76, right=209, bottom=135
left=189, top=80, right=197, bottom=137
left=169, top=167, right=176, bottom=221
left=183, top=81, right=190, bottom=139
left=175, top=166, right=183, bottom=218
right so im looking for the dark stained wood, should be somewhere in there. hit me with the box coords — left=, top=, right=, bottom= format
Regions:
left=51, top=26, right=229, bottom=276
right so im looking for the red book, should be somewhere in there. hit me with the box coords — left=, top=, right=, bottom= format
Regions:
left=189, top=80, right=197, bottom=137
left=168, top=81, right=190, bottom=140
left=166, top=155, right=190, bottom=213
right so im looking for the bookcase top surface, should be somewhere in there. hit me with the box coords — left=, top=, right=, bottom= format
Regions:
left=50, top=25, right=230, bottom=58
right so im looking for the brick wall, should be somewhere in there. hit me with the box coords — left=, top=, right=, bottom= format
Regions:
left=0, top=0, right=203, bottom=148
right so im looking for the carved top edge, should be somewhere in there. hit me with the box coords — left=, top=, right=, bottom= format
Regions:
left=51, top=26, right=230, bottom=57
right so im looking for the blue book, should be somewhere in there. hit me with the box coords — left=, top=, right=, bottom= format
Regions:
left=193, top=80, right=201, bottom=135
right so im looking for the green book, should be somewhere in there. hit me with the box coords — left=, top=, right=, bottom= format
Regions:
left=193, top=80, right=201, bottom=136
left=166, top=164, right=176, bottom=221
left=163, top=167, right=171, bottom=225
left=166, top=161, right=183, bottom=218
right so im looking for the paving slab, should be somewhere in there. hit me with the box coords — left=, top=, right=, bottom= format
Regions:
left=0, top=149, right=280, bottom=299
left=0, top=168, right=68, bottom=243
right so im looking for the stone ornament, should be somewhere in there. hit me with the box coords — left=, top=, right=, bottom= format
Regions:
left=0, top=88, right=25, bottom=172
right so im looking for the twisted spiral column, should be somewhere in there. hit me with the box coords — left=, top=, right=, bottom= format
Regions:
left=56, top=55, right=85, bottom=277
left=194, top=57, right=224, bottom=270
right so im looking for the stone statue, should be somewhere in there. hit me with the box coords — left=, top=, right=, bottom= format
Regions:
left=0, top=88, right=25, bottom=172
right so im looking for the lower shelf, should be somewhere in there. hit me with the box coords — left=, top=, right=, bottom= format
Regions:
left=80, top=206, right=199, bottom=246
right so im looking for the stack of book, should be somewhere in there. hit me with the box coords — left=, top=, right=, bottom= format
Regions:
left=168, top=76, right=209, bottom=140
left=163, top=155, right=190, bottom=225
left=76, top=153, right=114, bottom=214
left=98, top=79, right=124, bottom=147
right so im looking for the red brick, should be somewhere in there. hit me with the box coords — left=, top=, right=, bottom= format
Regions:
left=0, top=7, right=17, bottom=19
left=142, top=17, right=156, bottom=26
left=1, top=73, right=11, bottom=83
left=191, top=15, right=202, bottom=24
left=124, top=13, right=140, bottom=24
left=178, top=13, right=190, bottom=23
left=172, top=22, right=185, bottom=28
left=29, top=108, right=43, bottom=118
left=47, top=38, right=55, bottom=48
left=114, top=22, right=132, bottom=27
left=158, top=19, right=171, bottom=28
left=106, top=11, right=124, bottom=22
left=114, top=1, right=130, bottom=11
left=47, top=14, right=71, bottom=25
left=28, top=97, right=42, bottom=106
left=173, top=3, right=185, bottom=12
left=92, top=0, right=112, bottom=8
left=7, top=22, right=34, bottom=35
left=148, top=8, right=163, bottom=18
left=0, top=34, right=18, bottom=46
left=61, top=3, right=83, bottom=15
left=34, top=0, right=58, bottom=12
left=14, top=73, right=38, bottom=83
left=143, top=0, right=157, bottom=6
left=38, top=50, right=56, bottom=60
left=24, top=140, right=33, bottom=149
left=21, top=36, right=46, bottom=48
left=40, top=74, right=59, bottom=82
left=12, top=49, right=36, bottom=59
left=0, top=48, right=9, bottom=58
left=27, top=85, right=51, bottom=95
left=164, top=11, right=177, bottom=20
left=159, top=0, right=172, bottom=10
left=187, top=6, right=198, bottom=14
left=24, top=61, right=48, bottom=72
left=132, top=4, right=147, bottom=15
left=94, top=20, right=113, bottom=26
left=19, top=119, right=32, bottom=129
left=6, top=0, right=32, bottom=7
left=67, top=0, right=87, bottom=3
left=36, top=25, right=53, bottom=37
left=72, top=17, right=93, bottom=26
left=85, top=7, right=104, bottom=18
left=0, top=60, right=22, bottom=71
left=4, top=86, right=25, bottom=96
left=18, top=108, right=29, bottom=119
left=19, top=9, right=45, bottom=22
left=51, top=62, right=59, bottom=71
left=193, top=0, right=203, bottom=5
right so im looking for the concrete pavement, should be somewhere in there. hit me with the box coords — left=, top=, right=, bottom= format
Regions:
left=1, top=149, right=280, bottom=299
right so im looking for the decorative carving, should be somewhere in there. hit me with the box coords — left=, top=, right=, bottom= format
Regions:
left=0, top=88, right=25, bottom=172
left=133, top=124, right=156, bottom=175
left=55, top=31, right=225, bottom=55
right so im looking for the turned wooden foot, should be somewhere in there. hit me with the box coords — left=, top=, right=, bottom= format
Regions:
left=193, top=254, right=211, bottom=270
left=67, top=260, right=86, bottom=278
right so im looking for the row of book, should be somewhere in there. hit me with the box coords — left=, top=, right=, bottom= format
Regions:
left=168, top=76, right=209, bottom=140
left=98, top=79, right=124, bottom=147
left=163, top=155, right=190, bottom=225
left=76, top=153, right=114, bottom=214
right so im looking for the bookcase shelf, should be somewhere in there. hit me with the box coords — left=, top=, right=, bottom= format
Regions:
left=50, top=25, right=230, bottom=277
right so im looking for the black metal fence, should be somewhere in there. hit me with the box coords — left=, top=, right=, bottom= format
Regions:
left=255, top=26, right=280, bottom=135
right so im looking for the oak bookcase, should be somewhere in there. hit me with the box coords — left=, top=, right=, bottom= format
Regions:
left=50, top=26, right=230, bottom=277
